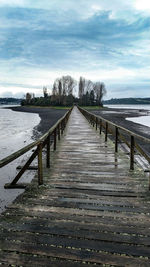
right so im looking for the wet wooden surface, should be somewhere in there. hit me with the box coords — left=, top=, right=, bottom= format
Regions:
left=0, top=107, right=150, bottom=266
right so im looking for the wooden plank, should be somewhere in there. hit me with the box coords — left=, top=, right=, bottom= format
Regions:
left=1, top=219, right=150, bottom=246
left=0, top=239, right=150, bottom=266
left=0, top=106, right=150, bottom=266
left=0, top=251, right=92, bottom=267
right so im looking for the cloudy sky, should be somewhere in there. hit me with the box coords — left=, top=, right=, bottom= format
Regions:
left=0, top=0, right=149, bottom=99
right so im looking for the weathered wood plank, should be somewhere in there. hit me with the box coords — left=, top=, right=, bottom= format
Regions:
left=0, top=106, right=150, bottom=266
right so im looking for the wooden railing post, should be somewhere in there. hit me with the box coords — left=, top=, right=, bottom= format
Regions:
left=105, top=122, right=108, bottom=142
left=115, top=127, right=118, bottom=153
left=38, top=142, right=43, bottom=185
left=96, top=117, right=98, bottom=130
left=54, top=129, right=57, bottom=151
left=46, top=135, right=50, bottom=168
left=58, top=124, right=60, bottom=141
left=130, top=136, right=134, bottom=170
left=90, top=115, right=92, bottom=125
left=100, top=119, right=102, bottom=135
left=61, top=121, right=63, bottom=135
left=64, top=117, right=66, bottom=128
left=93, top=116, right=95, bottom=127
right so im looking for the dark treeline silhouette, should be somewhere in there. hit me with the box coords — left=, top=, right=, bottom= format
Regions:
left=21, top=75, right=106, bottom=106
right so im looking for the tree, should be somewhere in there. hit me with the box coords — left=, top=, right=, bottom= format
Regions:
left=26, top=93, right=32, bottom=104
left=43, top=87, right=48, bottom=98
left=84, top=79, right=93, bottom=94
left=93, top=82, right=106, bottom=106
left=61, top=75, right=77, bottom=96
left=52, top=82, right=57, bottom=96
left=52, top=75, right=77, bottom=105
left=90, top=90, right=95, bottom=105
left=79, top=77, right=85, bottom=98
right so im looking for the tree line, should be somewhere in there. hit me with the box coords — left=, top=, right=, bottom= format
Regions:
left=21, top=75, right=106, bottom=106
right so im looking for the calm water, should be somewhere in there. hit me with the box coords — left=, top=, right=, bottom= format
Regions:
left=0, top=105, right=40, bottom=213
left=105, top=104, right=150, bottom=127
left=0, top=105, right=40, bottom=158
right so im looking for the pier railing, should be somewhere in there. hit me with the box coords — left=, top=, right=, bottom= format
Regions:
left=0, top=108, right=72, bottom=189
left=78, top=106, right=150, bottom=174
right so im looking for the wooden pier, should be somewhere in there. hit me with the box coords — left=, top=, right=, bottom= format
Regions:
left=0, top=106, right=150, bottom=266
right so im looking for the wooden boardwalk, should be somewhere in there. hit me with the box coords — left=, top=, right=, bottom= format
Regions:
left=0, top=107, right=150, bottom=266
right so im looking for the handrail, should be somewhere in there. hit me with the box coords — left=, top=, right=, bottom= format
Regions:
left=78, top=107, right=150, bottom=144
left=0, top=109, right=71, bottom=168
left=0, top=107, right=72, bottom=188
left=78, top=106, right=150, bottom=174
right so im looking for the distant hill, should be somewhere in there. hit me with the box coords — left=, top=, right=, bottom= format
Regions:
left=103, top=97, right=150, bottom=105
left=0, top=98, right=22, bottom=105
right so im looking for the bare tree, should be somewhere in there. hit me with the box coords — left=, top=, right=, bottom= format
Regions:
left=52, top=75, right=76, bottom=105
left=26, top=92, right=32, bottom=103
left=79, top=77, right=93, bottom=96
left=61, top=75, right=77, bottom=95
left=52, top=82, right=57, bottom=96
left=43, top=87, right=48, bottom=98
left=84, top=79, right=93, bottom=94
left=79, top=77, right=85, bottom=98
left=93, top=82, right=106, bottom=106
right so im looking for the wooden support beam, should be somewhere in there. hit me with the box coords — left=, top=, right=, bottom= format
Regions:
left=115, top=127, right=118, bottom=153
left=54, top=129, right=57, bottom=151
left=38, top=142, right=43, bottom=185
left=16, top=166, right=38, bottom=170
left=4, top=183, right=28, bottom=189
left=61, top=121, right=64, bottom=135
left=96, top=117, right=98, bottom=130
left=58, top=124, right=61, bottom=141
left=4, top=148, right=38, bottom=189
left=130, top=135, right=135, bottom=170
left=46, top=135, right=50, bottom=168
left=105, top=122, right=108, bottom=142
left=100, top=119, right=102, bottom=135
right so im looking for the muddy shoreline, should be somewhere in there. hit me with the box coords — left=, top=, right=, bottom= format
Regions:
left=10, top=106, right=69, bottom=139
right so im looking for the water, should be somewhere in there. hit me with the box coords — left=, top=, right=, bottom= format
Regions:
left=104, top=104, right=150, bottom=110
left=105, top=104, right=150, bottom=128
left=0, top=105, right=41, bottom=213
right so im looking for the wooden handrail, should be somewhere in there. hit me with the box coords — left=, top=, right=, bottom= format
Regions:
left=78, top=106, right=150, bottom=171
left=78, top=106, right=150, bottom=144
left=0, top=108, right=72, bottom=188
left=0, top=109, right=71, bottom=168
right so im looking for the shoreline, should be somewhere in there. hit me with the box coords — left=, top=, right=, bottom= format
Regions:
left=10, top=106, right=69, bottom=139
left=10, top=105, right=150, bottom=141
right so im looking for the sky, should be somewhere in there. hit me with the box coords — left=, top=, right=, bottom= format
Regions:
left=0, top=0, right=150, bottom=99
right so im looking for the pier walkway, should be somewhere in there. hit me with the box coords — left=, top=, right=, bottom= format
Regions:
left=0, top=107, right=150, bottom=266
